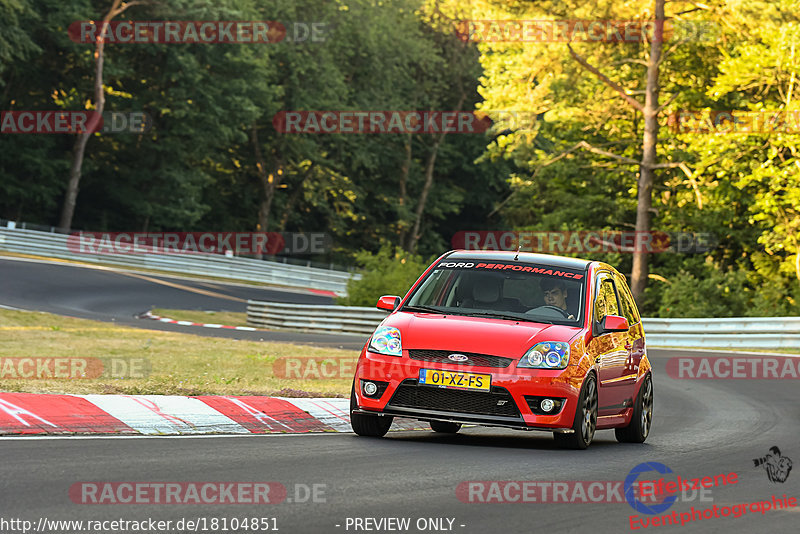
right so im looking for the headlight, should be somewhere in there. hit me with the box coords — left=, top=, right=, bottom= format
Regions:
left=517, top=341, right=569, bottom=369
left=368, top=326, right=402, bottom=357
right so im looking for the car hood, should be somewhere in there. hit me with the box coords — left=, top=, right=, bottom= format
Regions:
left=382, top=311, right=581, bottom=358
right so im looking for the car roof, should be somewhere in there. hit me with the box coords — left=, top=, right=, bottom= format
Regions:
left=443, top=250, right=593, bottom=270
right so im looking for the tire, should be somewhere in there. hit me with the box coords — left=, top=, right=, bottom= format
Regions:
left=615, top=373, right=653, bottom=443
left=430, top=421, right=461, bottom=433
left=554, top=373, right=598, bottom=450
left=350, top=383, right=393, bottom=437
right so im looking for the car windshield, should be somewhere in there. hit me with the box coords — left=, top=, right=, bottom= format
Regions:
left=403, top=260, right=585, bottom=325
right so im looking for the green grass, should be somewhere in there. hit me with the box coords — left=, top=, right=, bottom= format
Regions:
left=0, top=309, right=356, bottom=396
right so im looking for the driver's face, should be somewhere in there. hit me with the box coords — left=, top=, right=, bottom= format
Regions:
left=544, top=287, right=568, bottom=310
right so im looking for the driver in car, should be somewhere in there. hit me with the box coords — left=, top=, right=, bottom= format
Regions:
left=541, top=278, right=575, bottom=320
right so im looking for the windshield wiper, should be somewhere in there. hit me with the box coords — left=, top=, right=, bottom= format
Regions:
left=462, top=311, right=551, bottom=323
left=402, top=305, right=446, bottom=314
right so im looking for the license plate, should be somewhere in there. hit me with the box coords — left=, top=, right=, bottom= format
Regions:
left=418, top=369, right=491, bottom=392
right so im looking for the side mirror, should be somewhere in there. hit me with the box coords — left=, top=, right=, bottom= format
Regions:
left=598, top=314, right=629, bottom=335
left=376, top=295, right=401, bottom=311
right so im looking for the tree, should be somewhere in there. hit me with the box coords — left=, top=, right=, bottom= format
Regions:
left=565, top=0, right=667, bottom=298
left=60, top=0, right=142, bottom=230
left=468, top=0, right=715, bottom=301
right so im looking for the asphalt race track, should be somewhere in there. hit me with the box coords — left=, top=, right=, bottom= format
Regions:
left=0, top=256, right=366, bottom=349
left=1, top=256, right=798, bottom=533
left=2, top=349, right=798, bottom=533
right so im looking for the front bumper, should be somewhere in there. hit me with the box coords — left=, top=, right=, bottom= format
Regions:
left=353, top=350, right=587, bottom=432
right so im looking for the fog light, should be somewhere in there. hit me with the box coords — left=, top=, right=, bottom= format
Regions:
left=540, top=399, right=556, bottom=412
left=363, top=381, right=378, bottom=396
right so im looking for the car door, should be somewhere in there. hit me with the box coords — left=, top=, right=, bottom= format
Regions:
left=615, top=272, right=645, bottom=385
left=587, top=272, right=634, bottom=416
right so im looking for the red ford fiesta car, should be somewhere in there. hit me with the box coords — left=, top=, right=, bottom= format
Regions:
left=350, top=250, right=653, bottom=449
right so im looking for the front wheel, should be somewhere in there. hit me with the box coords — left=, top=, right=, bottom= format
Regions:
left=554, top=373, right=598, bottom=450
left=350, top=383, right=393, bottom=437
left=615, top=373, right=653, bottom=443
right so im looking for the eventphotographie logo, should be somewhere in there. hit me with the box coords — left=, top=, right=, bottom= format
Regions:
left=753, top=446, right=793, bottom=483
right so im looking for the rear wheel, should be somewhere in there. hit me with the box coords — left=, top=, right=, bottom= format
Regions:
left=554, top=373, right=598, bottom=450
left=615, top=374, right=653, bottom=443
left=350, top=383, right=393, bottom=437
left=430, top=421, right=461, bottom=433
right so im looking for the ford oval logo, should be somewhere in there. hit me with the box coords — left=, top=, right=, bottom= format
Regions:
left=448, top=353, right=469, bottom=362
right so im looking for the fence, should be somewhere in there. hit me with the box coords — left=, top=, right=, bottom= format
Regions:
left=246, top=300, right=800, bottom=348
left=247, top=301, right=388, bottom=335
left=641, top=317, right=800, bottom=349
left=0, top=225, right=356, bottom=296
left=4, top=223, right=798, bottom=349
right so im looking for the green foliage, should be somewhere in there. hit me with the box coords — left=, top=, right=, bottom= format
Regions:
left=651, top=257, right=800, bottom=318
left=337, top=246, right=432, bottom=306
left=470, top=0, right=800, bottom=317
left=0, top=0, right=40, bottom=78
left=0, top=0, right=509, bottom=253
left=3, top=0, right=800, bottom=318
left=652, top=263, right=751, bottom=318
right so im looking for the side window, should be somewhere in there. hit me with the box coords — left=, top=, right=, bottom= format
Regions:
left=593, top=276, right=620, bottom=323
left=409, top=269, right=449, bottom=306
left=615, top=274, right=640, bottom=324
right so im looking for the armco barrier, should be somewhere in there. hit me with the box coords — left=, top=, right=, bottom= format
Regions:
left=247, top=301, right=388, bottom=335
left=247, top=300, right=800, bottom=348
left=641, top=317, right=800, bottom=348
left=0, top=226, right=357, bottom=296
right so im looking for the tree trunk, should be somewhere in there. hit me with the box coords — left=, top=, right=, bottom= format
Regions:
left=407, top=92, right=466, bottom=253
left=61, top=133, right=93, bottom=231
left=252, top=123, right=283, bottom=257
left=630, top=0, right=666, bottom=300
left=278, top=163, right=315, bottom=231
left=59, top=0, right=129, bottom=231
left=407, top=132, right=445, bottom=254
left=397, top=134, right=413, bottom=249
left=278, top=182, right=303, bottom=231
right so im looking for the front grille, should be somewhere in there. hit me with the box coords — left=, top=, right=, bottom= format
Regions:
left=408, top=349, right=514, bottom=368
left=387, top=380, right=520, bottom=417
